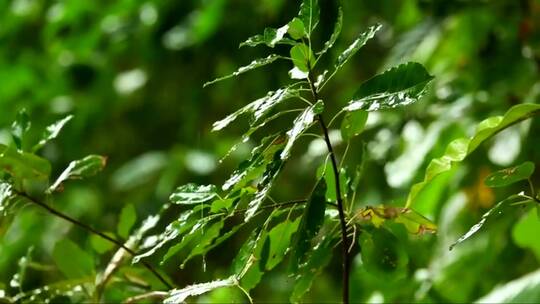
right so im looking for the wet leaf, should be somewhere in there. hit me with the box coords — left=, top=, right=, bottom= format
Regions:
left=407, top=103, right=540, bottom=208
left=290, top=235, right=337, bottom=302
left=280, top=101, right=322, bottom=160
left=212, top=87, right=298, bottom=132
left=265, top=217, right=301, bottom=270
left=485, top=161, right=535, bottom=188
left=164, top=276, right=237, bottom=304
left=341, top=110, right=368, bottom=140
left=346, top=62, right=433, bottom=112
left=0, top=183, right=14, bottom=216
left=290, top=43, right=315, bottom=72
left=512, top=208, right=540, bottom=260
left=169, top=184, right=218, bottom=204
left=290, top=179, right=326, bottom=272
left=239, top=25, right=296, bottom=48
left=48, top=155, right=107, bottom=192
left=11, top=109, right=30, bottom=151
left=335, top=24, right=381, bottom=71
left=359, top=227, right=408, bottom=279
left=287, top=18, right=306, bottom=40
left=204, top=55, right=283, bottom=87
left=33, top=115, right=73, bottom=152
left=475, top=268, right=540, bottom=303
left=0, top=144, right=51, bottom=181
left=449, top=195, right=530, bottom=250
left=356, top=206, right=437, bottom=235
left=317, top=6, right=342, bottom=56
left=298, top=0, right=320, bottom=35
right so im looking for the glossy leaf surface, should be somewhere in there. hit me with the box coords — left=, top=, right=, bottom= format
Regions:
left=346, top=62, right=433, bottom=112
left=407, top=103, right=540, bottom=208
left=290, top=179, right=326, bottom=272
left=204, top=55, right=282, bottom=87
left=48, top=155, right=107, bottom=192
left=169, top=183, right=218, bottom=204
left=484, top=161, right=535, bottom=188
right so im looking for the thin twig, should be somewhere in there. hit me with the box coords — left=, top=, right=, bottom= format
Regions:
left=307, top=70, right=351, bottom=304
left=15, top=191, right=173, bottom=290
left=123, top=291, right=168, bottom=304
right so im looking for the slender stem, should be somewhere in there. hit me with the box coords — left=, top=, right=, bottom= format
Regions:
left=123, top=291, right=168, bottom=304
left=15, top=191, right=173, bottom=290
left=307, top=72, right=350, bottom=304
left=528, top=179, right=540, bottom=203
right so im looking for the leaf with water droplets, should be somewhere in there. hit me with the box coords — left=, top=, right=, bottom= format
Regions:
left=335, top=24, right=381, bottom=70
left=407, top=103, right=540, bottom=208
left=0, top=182, right=14, bottom=216
left=485, top=161, right=535, bottom=188
left=48, top=155, right=107, bottom=192
left=290, top=179, right=326, bottom=272
left=11, top=109, right=30, bottom=151
left=164, top=276, right=237, bottom=304
left=33, top=115, right=73, bottom=152
left=341, top=110, right=368, bottom=140
left=204, top=54, right=283, bottom=87
left=317, top=6, right=342, bottom=56
left=280, top=101, right=322, bottom=160
left=298, top=0, right=320, bottom=35
left=449, top=194, right=530, bottom=251
left=169, top=184, right=218, bottom=204
left=346, top=62, right=433, bottom=112
left=0, top=144, right=51, bottom=181
left=240, top=25, right=296, bottom=48
left=212, top=87, right=299, bottom=131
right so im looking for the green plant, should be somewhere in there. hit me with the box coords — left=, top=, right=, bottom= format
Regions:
left=1, top=1, right=540, bottom=303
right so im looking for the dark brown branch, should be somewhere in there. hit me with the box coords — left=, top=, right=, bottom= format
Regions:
left=15, top=191, right=173, bottom=290
left=307, top=72, right=351, bottom=304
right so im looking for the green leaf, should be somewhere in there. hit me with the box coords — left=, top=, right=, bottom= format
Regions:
left=212, top=87, right=299, bottom=131
left=290, top=179, right=326, bottom=272
left=346, top=62, right=433, bottom=112
left=317, top=161, right=348, bottom=202
left=359, top=227, right=408, bottom=279
left=117, top=204, right=137, bottom=238
left=290, top=43, right=315, bottom=72
left=52, top=239, right=94, bottom=279
left=280, top=101, right=322, bottom=160
left=32, top=115, right=73, bottom=152
left=265, top=217, right=301, bottom=270
left=164, top=276, right=237, bottom=304
left=239, top=25, right=296, bottom=48
left=233, top=229, right=265, bottom=291
left=169, top=184, right=218, bottom=204
left=287, top=18, right=306, bottom=40
left=449, top=195, right=530, bottom=250
left=317, top=6, right=343, bottom=56
left=48, top=155, right=107, bottom=192
left=298, top=0, right=320, bottom=35
left=0, top=144, right=51, bottom=181
left=290, top=235, right=337, bottom=302
left=341, top=110, right=368, bottom=140
left=204, top=54, right=283, bottom=87
left=485, top=161, right=535, bottom=188
left=335, top=24, right=381, bottom=70
left=90, top=232, right=116, bottom=254
left=355, top=206, right=437, bottom=234
left=0, top=182, right=14, bottom=216
left=475, top=268, right=540, bottom=303
left=11, top=109, right=30, bottom=151
left=512, top=208, right=540, bottom=260
left=407, top=103, right=540, bottom=208
left=132, top=207, right=205, bottom=263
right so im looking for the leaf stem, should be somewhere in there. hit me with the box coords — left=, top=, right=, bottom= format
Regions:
left=14, top=191, right=173, bottom=290
left=307, top=71, right=350, bottom=304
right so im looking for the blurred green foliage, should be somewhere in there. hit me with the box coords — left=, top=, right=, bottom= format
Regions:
left=1, top=0, right=540, bottom=303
